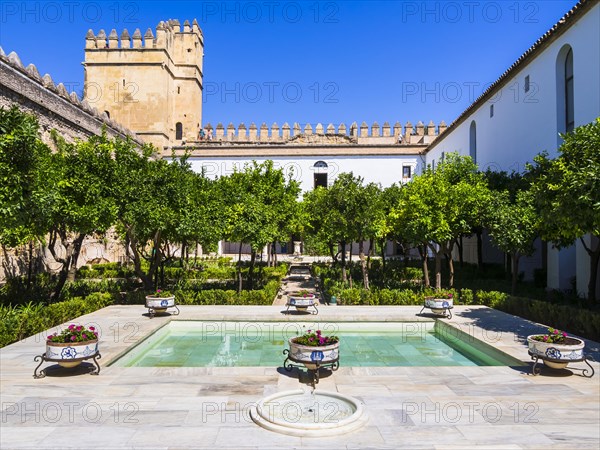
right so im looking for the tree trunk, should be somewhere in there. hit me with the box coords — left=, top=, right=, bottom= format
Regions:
left=273, top=241, right=278, bottom=266
left=50, top=232, right=86, bottom=302
left=66, top=233, right=85, bottom=282
left=419, top=245, right=430, bottom=287
left=476, top=230, right=483, bottom=269
left=341, top=241, right=347, bottom=284
left=511, top=252, right=520, bottom=296
left=367, top=238, right=374, bottom=270
left=237, top=242, right=243, bottom=293
left=348, top=244, right=353, bottom=288
left=457, top=236, right=464, bottom=267
left=248, top=249, right=257, bottom=290
left=359, top=240, right=369, bottom=290
left=27, top=240, right=34, bottom=288
left=431, top=244, right=442, bottom=290
left=446, top=242, right=455, bottom=288
left=580, top=236, right=600, bottom=303
left=448, top=252, right=455, bottom=288
left=1, top=244, right=15, bottom=280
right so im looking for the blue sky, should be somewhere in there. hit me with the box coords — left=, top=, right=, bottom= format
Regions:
left=0, top=1, right=577, bottom=128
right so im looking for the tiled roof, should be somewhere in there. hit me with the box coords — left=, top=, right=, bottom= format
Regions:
left=427, top=0, right=598, bottom=151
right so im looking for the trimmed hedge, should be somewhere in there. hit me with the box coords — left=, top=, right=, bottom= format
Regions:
left=329, top=286, right=600, bottom=341
left=0, top=292, right=114, bottom=348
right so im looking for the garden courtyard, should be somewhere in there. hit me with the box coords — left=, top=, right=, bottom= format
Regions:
left=1, top=301, right=599, bottom=449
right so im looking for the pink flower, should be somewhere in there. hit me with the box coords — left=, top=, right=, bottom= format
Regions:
left=543, top=336, right=548, bottom=342
left=70, top=336, right=76, bottom=341
left=68, top=324, right=75, bottom=330
left=89, top=326, right=95, bottom=331
left=82, top=334, right=87, bottom=340
left=76, top=326, right=82, bottom=331
left=562, top=332, right=567, bottom=337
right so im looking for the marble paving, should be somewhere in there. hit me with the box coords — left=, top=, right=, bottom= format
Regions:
left=1, top=305, right=599, bottom=449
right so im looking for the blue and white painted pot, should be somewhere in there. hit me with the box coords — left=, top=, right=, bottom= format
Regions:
left=46, top=340, right=99, bottom=368
left=527, top=335, right=585, bottom=369
left=145, top=295, right=176, bottom=312
left=425, top=298, right=453, bottom=314
left=288, top=338, right=339, bottom=370
left=288, top=294, right=316, bottom=309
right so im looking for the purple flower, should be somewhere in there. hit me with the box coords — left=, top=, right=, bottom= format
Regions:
left=70, top=336, right=76, bottom=342
left=89, top=326, right=95, bottom=331
left=68, top=324, right=75, bottom=330
left=76, top=326, right=82, bottom=331
left=82, top=334, right=87, bottom=340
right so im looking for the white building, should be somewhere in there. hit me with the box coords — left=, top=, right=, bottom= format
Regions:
left=426, top=0, right=600, bottom=295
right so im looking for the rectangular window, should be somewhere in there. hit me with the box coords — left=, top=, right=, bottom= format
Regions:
left=402, top=165, right=411, bottom=179
left=525, top=75, right=530, bottom=93
left=490, top=104, right=494, bottom=117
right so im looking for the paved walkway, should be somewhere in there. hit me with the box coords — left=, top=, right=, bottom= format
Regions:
left=1, top=305, right=599, bottom=449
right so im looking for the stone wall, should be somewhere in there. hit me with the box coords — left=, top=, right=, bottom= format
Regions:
left=0, top=47, right=142, bottom=148
left=83, top=19, right=204, bottom=149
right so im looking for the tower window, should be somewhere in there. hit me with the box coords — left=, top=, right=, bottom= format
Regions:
left=524, top=75, right=530, bottom=93
left=402, top=165, right=411, bottom=179
left=175, top=122, right=183, bottom=140
left=490, top=104, right=494, bottom=117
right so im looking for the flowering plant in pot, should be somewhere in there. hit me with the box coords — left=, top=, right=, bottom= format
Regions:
left=527, top=327, right=585, bottom=369
left=148, top=289, right=173, bottom=298
left=288, top=329, right=339, bottom=370
left=293, top=329, right=338, bottom=347
left=424, top=291, right=454, bottom=313
left=145, top=288, right=176, bottom=315
left=45, top=324, right=99, bottom=367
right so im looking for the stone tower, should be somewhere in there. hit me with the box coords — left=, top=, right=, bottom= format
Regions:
left=83, top=19, right=204, bottom=150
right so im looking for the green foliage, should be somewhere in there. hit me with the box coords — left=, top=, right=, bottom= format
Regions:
left=0, top=106, right=51, bottom=246
left=529, top=119, right=600, bottom=302
left=0, top=292, right=113, bottom=348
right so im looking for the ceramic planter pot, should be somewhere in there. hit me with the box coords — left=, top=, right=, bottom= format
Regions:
left=145, top=295, right=176, bottom=314
left=45, top=339, right=99, bottom=368
left=288, top=293, right=316, bottom=310
left=425, top=297, right=453, bottom=314
left=288, top=337, right=339, bottom=370
left=527, top=335, right=585, bottom=369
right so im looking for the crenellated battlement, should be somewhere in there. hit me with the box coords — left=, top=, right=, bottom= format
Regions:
left=0, top=46, right=140, bottom=146
left=196, top=120, right=447, bottom=145
left=84, top=19, right=204, bottom=149
left=85, top=19, right=203, bottom=50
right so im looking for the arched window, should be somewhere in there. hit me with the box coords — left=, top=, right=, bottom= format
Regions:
left=469, top=121, right=477, bottom=164
left=175, top=122, right=183, bottom=140
left=556, top=45, right=574, bottom=137
left=313, top=161, right=328, bottom=189
left=565, top=48, right=574, bottom=132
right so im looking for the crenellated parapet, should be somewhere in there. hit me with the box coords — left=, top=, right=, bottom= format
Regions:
left=84, top=19, right=204, bottom=149
left=85, top=19, right=203, bottom=50
left=0, top=46, right=141, bottom=146
left=197, top=120, right=445, bottom=145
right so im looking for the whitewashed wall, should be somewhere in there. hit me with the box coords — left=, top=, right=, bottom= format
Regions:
left=188, top=154, right=424, bottom=193
left=426, top=3, right=600, bottom=295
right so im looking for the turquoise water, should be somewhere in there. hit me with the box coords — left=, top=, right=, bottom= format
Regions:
left=111, top=321, right=521, bottom=368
